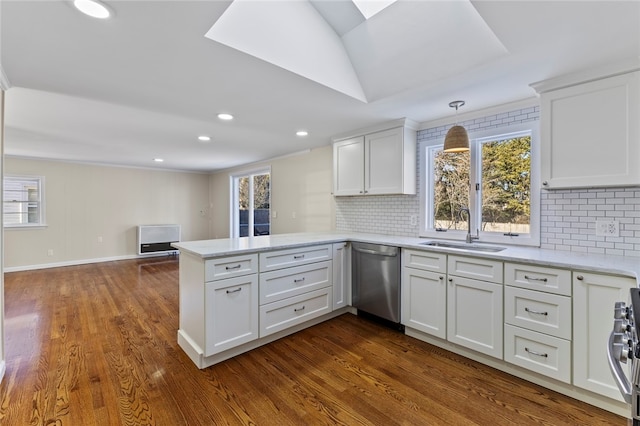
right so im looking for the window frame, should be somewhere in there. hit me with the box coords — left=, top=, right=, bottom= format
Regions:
left=419, top=122, right=540, bottom=246
left=229, top=167, right=271, bottom=238
left=3, top=175, right=46, bottom=229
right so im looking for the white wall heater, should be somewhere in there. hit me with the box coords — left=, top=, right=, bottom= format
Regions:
left=137, top=224, right=181, bottom=255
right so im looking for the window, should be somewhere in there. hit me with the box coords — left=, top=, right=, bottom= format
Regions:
left=4, top=176, right=45, bottom=227
left=230, top=168, right=271, bottom=237
left=421, top=123, right=539, bottom=246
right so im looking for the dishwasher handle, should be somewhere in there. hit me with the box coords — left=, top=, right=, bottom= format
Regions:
left=352, top=246, right=398, bottom=257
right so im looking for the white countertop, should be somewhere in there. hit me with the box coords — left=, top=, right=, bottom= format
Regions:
left=173, top=231, right=640, bottom=282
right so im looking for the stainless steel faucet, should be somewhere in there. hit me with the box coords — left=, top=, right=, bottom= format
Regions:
left=460, top=208, right=479, bottom=243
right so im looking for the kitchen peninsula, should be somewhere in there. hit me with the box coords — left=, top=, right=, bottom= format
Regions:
left=173, top=232, right=640, bottom=418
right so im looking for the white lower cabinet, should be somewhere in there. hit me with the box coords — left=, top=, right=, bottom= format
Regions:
left=447, top=274, right=503, bottom=358
left=401, top=249, right=447, bottom=338
left=258, top=245, right=336, bottom=338
left=573, top=271, right=635, bottom=401
left=204, top=274, right=259, bottom=356
left=503, top=263, right=572, bottom=383
left=402, top=266, right=446, bottom=339
left=332, top=242, right=351, bottom=310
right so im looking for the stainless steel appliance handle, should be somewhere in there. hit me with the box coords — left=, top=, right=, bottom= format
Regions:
left=607, top=331, right=632, bottom=404
left=352, top=247, right=397, bottom=257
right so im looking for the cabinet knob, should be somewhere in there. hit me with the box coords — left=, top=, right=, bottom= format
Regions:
left=359, top=190, right=364, bottom=194
left=448, top=278, right=453, bottom=283
left=439, top=276, right=444, bottom=280
left=576, top=275, right=584, bottom=281
left=542, top=181, right=548, bottom=186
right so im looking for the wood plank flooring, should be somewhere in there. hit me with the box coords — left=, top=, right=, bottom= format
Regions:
left=0, top=257, right=626, bottom=425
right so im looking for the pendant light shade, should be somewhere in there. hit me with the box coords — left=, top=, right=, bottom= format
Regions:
left=443, top=100, right=469, bottom=153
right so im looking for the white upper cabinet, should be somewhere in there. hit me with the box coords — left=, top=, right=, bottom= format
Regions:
left=333, top=120, right=416, bottom=196
left=533, top=67, right=640, bottom=189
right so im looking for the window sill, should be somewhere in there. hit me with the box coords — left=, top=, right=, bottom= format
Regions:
left=4, top=224, right=48, bottom=230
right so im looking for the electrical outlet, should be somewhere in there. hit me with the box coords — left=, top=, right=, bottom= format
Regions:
left=47, top=249, right=54, bottom=256
left=97, top=236, right=103, bottom=243
left=292, top=211, right=297, bottom=219
left=596, top=220, right=620, bottom=237
left=410, top=215, right=417, bottom=226
left=273, top=211, right=278, bottom=219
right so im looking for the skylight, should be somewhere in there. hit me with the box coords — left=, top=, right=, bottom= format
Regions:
left=352, top=0, right=397, bottom=19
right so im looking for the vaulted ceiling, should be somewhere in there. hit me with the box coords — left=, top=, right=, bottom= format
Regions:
left=1, top=1, right=639, bottom=172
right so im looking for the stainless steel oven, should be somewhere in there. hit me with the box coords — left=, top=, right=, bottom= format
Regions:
left=608, top=287, right=640, bottom=425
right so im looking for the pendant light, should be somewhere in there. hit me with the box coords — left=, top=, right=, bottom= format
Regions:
left=443, top=100, right=469, bottom=153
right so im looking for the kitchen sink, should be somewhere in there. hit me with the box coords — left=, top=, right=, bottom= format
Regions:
left=419, top=241, right=506, bottom=252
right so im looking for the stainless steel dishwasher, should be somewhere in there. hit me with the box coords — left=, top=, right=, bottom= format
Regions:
left=352, top=242, right=401, bottom=326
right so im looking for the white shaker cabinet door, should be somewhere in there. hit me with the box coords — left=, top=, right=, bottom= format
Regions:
left=204, top=274, right=259, bottom=356
left=447, top=275, right=503, bottom=359
left=333, top=136, right=365, bottom=196
left=573, top=271, right=635, bottom=401
left=402, top=267, right=446, bottom=339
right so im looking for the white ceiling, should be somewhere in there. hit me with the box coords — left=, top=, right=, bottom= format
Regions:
left=1, top=0, right=639, bottom=173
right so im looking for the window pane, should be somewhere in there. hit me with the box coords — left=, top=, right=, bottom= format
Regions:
left=253, top=174, right=270, bottom=236
left=481, top=135, right=531, bottom=235
left=432, top=150, right=470, bottom=231
left=3, top=177, right=42, bottom=226
left=238, top=176, right=249, bottom=237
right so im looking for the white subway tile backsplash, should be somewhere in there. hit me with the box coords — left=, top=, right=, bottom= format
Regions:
left=335, top=105, right=640, bottom=257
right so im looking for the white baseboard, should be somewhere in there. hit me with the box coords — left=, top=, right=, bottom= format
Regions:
left=4, top=252, right=178, bottom=273
left=0, top=360, right=5, bottom=384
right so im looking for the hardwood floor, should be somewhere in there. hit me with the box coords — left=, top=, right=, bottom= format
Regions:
left=0, top=257, right=626, bottom=425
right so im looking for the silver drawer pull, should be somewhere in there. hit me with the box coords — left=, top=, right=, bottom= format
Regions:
left=293, top=254, right=305, bottom=260
left=294, top=277, right=306, bottom=283
left=226, top=287, right=242, bottom=294
left=225, top=264, right=242, bottom=270
left=294, top=305, right=306, bottom=312
left=525, top=307, right=548, bottom=316
left=524, top=275, right=548, bottom=282
left=525, top=347, right=548, bottom=358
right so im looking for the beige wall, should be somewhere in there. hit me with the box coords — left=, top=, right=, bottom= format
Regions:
left=4, top=158, right=210, bottom=269
left=1, top=90, right=5, bottom=379
left=210, top=146, right=336, bottom=238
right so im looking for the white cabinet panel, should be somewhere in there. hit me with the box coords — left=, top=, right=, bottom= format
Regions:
left=332, top=242, right=351, bottom=310
left=402, top=267, right=446, bottom=339
left=403, top=249, right=447, bottom=273
left=539, top=70, right=640, bottom=188
left=333, top=137, right=365, bottom=196
left=204, top=274, right=259, bottom=356
left=447, top=275, right=503, bottom=359
left=448, top=255, right=503, bottom=284
left=573, top=271, right=635, bottom=401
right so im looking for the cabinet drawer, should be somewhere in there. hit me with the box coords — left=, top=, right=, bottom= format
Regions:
left=259, top=245, right=332, bottom=272
left=448, top=255, right=503, bottom=283
left=504, top=324, right=571, bottom=384
left=505, top=286, right=571, bottom=339
left=260, top=261, right=332, bottom=305
left=205, top=254, right=258, bottom=282
left=259, top=288, right=332, bottom=337
left=505, top=263, right=571, bottom=296
left=402, top=249, right=447, bottom=273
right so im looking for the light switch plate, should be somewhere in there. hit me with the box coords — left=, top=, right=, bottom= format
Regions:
left=595, top=220, right=619, bottom=237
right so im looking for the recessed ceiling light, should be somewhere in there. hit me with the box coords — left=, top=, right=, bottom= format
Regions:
left=153, top=158, right=164, bottom=163
left=296, top=131, right=309, bottom=137
left=217, top=113, right=234, bottom=121
left=198, top=135, right=211, bottom=142
left=73, top=0, right=111, bottom=19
